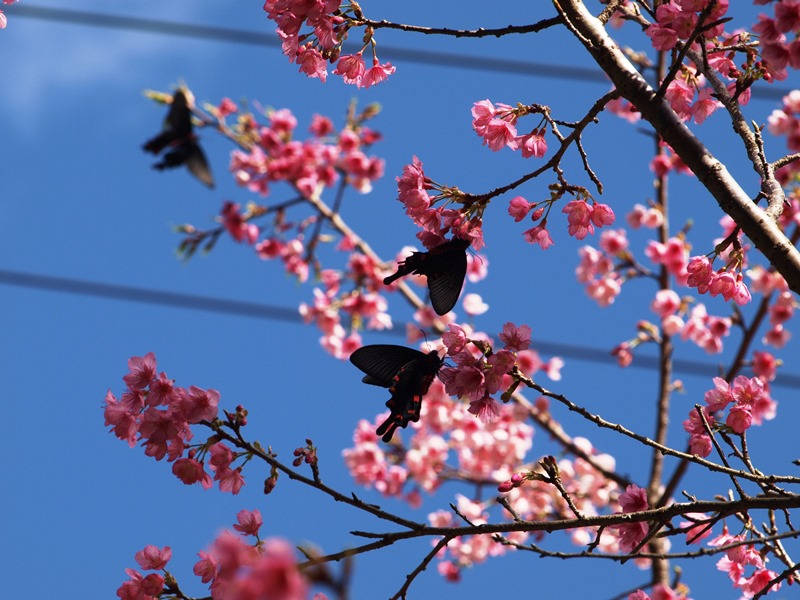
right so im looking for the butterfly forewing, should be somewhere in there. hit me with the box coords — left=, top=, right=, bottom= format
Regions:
left=350, top=344, right=427, bottom=388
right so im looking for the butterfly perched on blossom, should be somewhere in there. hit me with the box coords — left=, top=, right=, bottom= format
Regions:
left=383, top=237, right=471, bottom=315
left=143, top=87, right=214, bottom=189
left=350, top=344, right=444, bottom=442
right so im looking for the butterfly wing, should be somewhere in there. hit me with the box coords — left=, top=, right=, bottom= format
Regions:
left=184, top=141, right=215, bottom=189
left=143, top=90, right=193, bottom=155
left=426, top=241, right=468, bottom=315
left=375, top=351, right=443, bottom=442
left=164, top=89, right=193, bottom=138
left=349, top=345, right=426, bottom=388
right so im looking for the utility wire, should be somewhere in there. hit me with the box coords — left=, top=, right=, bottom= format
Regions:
left=2, top=268, right=798, bottom=389
left=8, top=4, right=796, bottom=100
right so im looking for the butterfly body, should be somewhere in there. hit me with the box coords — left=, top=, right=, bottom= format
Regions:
left=350, top=344, right=443, bottom=442
left=143, top=89, right=215, bottom=189
left=383, top=237, right=470, bottom=315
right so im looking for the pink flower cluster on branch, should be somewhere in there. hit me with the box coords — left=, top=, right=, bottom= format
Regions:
left=471, top=99, right=548, bottom=157
left=104, top=352, right=247, bottom=494
left=117, top=512, right=325, bottom=600
left=683, top=374, right=777, bottom=456
left=396, top=156, right=485, bottom=250
left=263, top=0, right=395, bottom=87
left=229, top=108, right=385, bottom=199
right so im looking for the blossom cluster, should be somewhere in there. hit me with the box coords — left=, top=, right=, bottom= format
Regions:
left=117, top=511, right=325, bottom=600
left=577, top=208, right=784, bottom=360
left=229, top=108, right=385, bottom=198
left=104, top=352, right=247, bottom=494
left=683, top=374, right=777, bottom=455
left=263, top=0, right=395, bottom=86
left=498, top=439, right=622, bottom=545
left=615, top=484, right=650, bottom=553
left=508, top=192, right=616, bottom=250
left=471, top=99, right=548, bottom=158
left=643, top=1, right=764, bottom=123
left=707, top=525, right=781, bottom=598
left=396, top=156, right=485, bottom=250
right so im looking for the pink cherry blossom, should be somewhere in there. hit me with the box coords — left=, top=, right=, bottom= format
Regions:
left=619, top=484, right=649, bottom=513
left=650, top=289, right=681, bottom=318
left=481, top=118, right=519, bottom=151
left=704, top=377, right=733, bottom=411
left=562, top=200, right=595, bottom=240
left=523, top=223, right=555, bottom=248
left=471, top=99, right=496, bottom=136
left=688, top=433, right=712, bottom=457
left=517, top=128, right=547, bottom=158
left=135, top=545, right=172, bottom=570
left=599, top=228, right=628, bottom=254
left=124, top=352, right=157, bottom=391
left=468, top=395, right=500, bottom=423
left=297, top=45, right=328, bottom=82
left=508, top=196, right=533, bottom=221
left=646, top=23, right=679, bottom=51
left=590, top=202, right=615, bottom=227
left=776, top=0, right=800, bottom=32
left=691, top=87, right=721, bottom=124
left=498, top=322, right=532, bottom=352
left=586, top=275, right=622, bottom=306
left=117, top=570, right=164, bottom=600
left=360, top=58, right=395, bottom=88
left=752, top=350, right=778, bottom=382
left=172, top=457, right=213, bottom=488
left=686, top=256, right=714, bottom=293
left=463, top=293, right=489, bottom=316
left=233, top=509, right=263, bottom=537
left=334, top=53, right=366, bottom=85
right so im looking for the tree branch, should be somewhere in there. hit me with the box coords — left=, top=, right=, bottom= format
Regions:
left=552, top=0, right=800, bottom=295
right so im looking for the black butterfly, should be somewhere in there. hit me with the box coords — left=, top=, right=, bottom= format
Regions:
left=143, top=88, right=215, bottom=189
left=350, top=344, right=444, bottom=442
left=383, top=237, right=470, bottom=315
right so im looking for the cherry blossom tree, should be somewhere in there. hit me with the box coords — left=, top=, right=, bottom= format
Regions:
left=101, top=1, right=800, bottom=599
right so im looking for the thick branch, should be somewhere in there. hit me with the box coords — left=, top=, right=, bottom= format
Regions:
left=352, top=16, right=561, bottom=38
left=552, top=0, right=800, bottom=295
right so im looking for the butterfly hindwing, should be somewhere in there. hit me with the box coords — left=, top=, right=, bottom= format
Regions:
left=351, top=345, right=443, bottom=442
left=184, top=142, right=215, bottom=189
left=427, top=243, right=468, bottom=316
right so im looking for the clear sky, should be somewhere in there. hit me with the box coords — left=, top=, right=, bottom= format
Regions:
left=3, top=2, right=800, bottom=599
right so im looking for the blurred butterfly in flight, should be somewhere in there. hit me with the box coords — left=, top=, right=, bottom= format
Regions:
left=349, top=344, right=444, bottom=442
left=142, top=87, right=214, bottom=189
left=383, top=237, right=470, bottom=315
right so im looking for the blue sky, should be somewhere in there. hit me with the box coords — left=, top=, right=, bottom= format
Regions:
left=3, top=2, right=800, bottom=599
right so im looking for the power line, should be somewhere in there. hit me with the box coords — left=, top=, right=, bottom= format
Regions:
left=2, top=268, right=798, bottom=388
left=9, top=4, right=795, bottom=100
